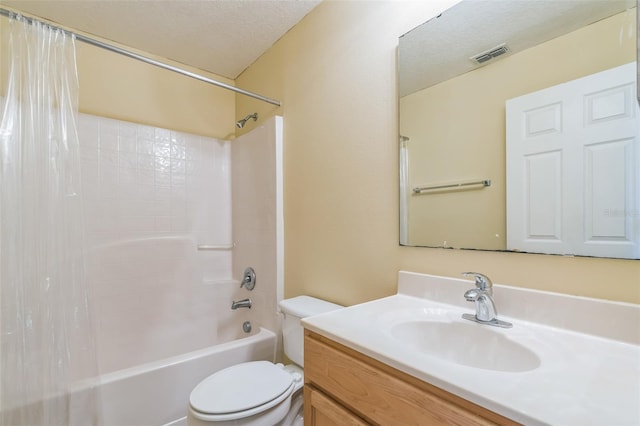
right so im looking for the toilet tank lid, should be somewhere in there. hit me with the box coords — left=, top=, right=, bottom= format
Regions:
left=278, top=296, right=342, bottom=317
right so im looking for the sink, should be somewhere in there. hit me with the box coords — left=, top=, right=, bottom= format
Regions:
left=388, top=320, right=540, bottom=372
left=302, top=273, right=640, bottom=425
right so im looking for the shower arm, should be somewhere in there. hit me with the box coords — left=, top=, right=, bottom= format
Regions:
left=0, top=7, right=281, bottom=107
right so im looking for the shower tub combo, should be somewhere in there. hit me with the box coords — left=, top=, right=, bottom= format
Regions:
left=75, top=114, right=283, bottom=425
left=0, top=107, right=283, bottom=423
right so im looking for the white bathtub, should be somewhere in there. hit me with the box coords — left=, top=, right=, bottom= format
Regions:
left=2, top=329, right=275, bottom=425
left=95, top=327, right=276, bottom=426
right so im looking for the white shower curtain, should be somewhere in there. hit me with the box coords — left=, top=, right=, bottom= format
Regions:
left=0, top=15, right=99, bottom=425
left=399, top=137, right=409, bottom=245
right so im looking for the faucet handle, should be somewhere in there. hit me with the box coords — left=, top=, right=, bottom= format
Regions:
left=462, top=272, right=493, bottom=293
left=241, top=267, right=256, bottom=291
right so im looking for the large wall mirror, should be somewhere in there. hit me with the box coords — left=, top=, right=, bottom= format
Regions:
left=399, top=0, right=639, bottom=259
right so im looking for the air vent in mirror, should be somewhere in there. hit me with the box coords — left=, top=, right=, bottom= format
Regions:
left=470, top=43, right=510, bottom=65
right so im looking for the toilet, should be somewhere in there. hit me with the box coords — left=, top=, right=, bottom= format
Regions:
left=188, top=296, right=342, bottom=426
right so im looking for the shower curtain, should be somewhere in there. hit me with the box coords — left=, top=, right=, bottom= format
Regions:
left=0, top=15, right=98, bottom=425
left=399, top=137, right=409, bottom=245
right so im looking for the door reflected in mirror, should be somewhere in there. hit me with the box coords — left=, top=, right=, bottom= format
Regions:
left=398, top=0, right=639, bottom=259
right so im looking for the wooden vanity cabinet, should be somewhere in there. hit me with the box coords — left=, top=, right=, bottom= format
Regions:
left=303, top=330, right=519, bottom=426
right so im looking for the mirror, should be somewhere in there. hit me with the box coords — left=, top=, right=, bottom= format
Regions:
left=399, top=0, right=639, bottom=259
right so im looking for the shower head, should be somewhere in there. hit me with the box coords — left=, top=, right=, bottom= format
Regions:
left=236, top=113, right=258, bottom=129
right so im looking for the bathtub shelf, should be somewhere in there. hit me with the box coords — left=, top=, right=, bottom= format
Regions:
left=197, top=244, right=235, bottom=250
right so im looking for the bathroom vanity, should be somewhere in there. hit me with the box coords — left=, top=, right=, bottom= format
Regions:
left=304, top=330, right=516, bottom=425
left=302, top=272, right=640, bottom=425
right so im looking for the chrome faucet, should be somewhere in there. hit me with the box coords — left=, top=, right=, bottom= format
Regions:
left=231, top=298, right=252, bottom=310
left=461, top=272, right=512, bottom=328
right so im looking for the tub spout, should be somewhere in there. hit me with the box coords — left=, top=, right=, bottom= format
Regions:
left=231, top=298, right=252, bottom=310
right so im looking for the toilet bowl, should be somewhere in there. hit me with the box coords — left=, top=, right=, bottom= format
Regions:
left=188, top=296, right=342, bottom=426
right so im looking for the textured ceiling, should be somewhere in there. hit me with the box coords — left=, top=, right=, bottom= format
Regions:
left=0, top=0, right=322, bottom=79
left=399, top=0, right=637, bottom=97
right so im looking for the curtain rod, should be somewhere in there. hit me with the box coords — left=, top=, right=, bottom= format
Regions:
left=0, top=7, right=281, bottom=107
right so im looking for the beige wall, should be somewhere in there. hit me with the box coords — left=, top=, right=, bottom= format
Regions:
left=76, top=44, right=236, bottom=140
left=401, top=9, right=637, bottom=250
left=237, top=0, right=640, bottom=305
left=1, top=3, right=638, bottom=305
left=0, top=15, right=236, bottom=139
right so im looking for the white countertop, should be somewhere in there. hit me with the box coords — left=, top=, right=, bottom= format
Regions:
left=302, top=271, right=640, bottom=426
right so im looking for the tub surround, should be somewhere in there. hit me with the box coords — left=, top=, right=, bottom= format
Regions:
left=302, top=271, right=640, bottom=425
left=78, top=113, right=234, bottom=375
left=76, top=113, right=283, bottom=377
left=231, top=116, right=284, bottom=345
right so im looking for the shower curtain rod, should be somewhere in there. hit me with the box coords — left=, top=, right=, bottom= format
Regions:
left=0, top=8, right=282, bottom=107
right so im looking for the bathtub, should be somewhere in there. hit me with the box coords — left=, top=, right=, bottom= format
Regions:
left=2, top=329, right=275, bottom=425
left=94, top=327, right=276, bottom=426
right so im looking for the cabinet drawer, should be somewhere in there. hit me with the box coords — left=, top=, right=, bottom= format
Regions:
left=304, top=331, right=518, bottom=426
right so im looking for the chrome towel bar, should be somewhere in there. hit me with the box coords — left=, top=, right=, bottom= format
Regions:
left=413, top=179, right=491, bottom=194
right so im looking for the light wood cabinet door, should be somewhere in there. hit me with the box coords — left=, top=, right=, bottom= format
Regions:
left=305, top=385, right=369, bottom=426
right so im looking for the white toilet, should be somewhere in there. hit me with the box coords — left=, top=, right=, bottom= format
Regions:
left=188, top=296, right=342, bottom=426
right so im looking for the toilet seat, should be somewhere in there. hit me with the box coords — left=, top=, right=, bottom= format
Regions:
left=190, top=361, right=295, bottom=422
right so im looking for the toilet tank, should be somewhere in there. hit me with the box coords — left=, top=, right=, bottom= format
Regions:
left=278, top=296, right=342, bottom=367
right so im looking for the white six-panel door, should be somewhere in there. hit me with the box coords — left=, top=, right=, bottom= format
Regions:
left=506, top=62, right=639, bottom=258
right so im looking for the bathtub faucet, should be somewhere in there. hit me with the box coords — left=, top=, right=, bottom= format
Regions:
left=231, top=298, right=252, bottom=310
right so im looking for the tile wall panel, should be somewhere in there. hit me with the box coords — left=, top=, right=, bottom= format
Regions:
left=77, top=113, right=234, bottom=374
left=231, top=117, right=283, bottom=350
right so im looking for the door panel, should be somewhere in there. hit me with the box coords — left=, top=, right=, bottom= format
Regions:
left=507, top=62, right=639, bottom=258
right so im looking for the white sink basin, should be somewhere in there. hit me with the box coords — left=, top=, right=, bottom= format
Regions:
left=388, top=320, right=540, bottom=372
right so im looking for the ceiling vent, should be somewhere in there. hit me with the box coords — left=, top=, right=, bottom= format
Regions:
left=470, top=43, right=510, bottom=65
